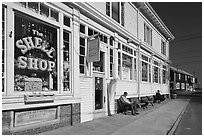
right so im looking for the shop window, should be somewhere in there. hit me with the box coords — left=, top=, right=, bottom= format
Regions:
left=162, top=69, right=167, bottom=84
left=134, top=58, right=137, bottom=81
left=14, top=14, right=58, bottom=91
left=110, top=49, right=114, bottom=77
left=63, top=31, right=70, bottom=91
left=2, top=7, right=6, bottom=92
left=141, top=54, right=151, bottom=82
left=64, top=15, right=70, bottom=27
left=154, top=61, right=161, bottom=83
left=144, top=23, right=152, bottom=46
left=142, top=61, right=148, bottom=82
left=149, top=64, right=151, bottom=82
left=118, top=52, right=121, bottom=79
left=122, top=54, right=133, bottom=80
left=79, top=37, right=86, bottom=74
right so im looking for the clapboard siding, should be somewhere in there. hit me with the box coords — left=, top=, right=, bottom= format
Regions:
left=80, top=77, right=93, bottom=122
left=140, top=82, right=152, bottom=96
left=115, top=80, right=138, bottom=97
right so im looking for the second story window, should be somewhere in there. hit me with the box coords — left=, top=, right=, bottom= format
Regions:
left=161, top=40, right=166, bottom=56
left=106, top=2, right=125, bottom=26
left=144, top=23, right=152, bottom=46
left=112, top=2, right=120, bottom=23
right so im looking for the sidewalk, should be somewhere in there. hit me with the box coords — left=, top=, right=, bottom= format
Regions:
left=39, top=98, right=189, bottom=135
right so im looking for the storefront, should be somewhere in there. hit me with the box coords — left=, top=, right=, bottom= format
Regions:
left=2, top=2, right=174, bottom=135
left=2, top=2, right=81, bottom=135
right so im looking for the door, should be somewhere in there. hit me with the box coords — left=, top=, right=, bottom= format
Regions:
left=93, top=52, right=106, bottom=119
left=93, top=74, right=105, bottom=118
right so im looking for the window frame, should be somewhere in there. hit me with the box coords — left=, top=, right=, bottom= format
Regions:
left=141, top=54, right=151, bottom=83
left=2, top=6, right=6, bottom=94
left=106, top=2, right=125, bottom=26
left=144, top=23, right=152, bottom=46
left=118, top=42, right=136, bottom=81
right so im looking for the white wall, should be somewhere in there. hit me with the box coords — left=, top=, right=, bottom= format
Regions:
left=88, top=2, right=106, bottom=15
left=80, top=77, right=93, bottom=122
left=115, top=80, right=138, bottom=97
left=125, top=3, right=138, bottom=37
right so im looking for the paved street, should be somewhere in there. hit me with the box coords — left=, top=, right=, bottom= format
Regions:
left=174, top=91, right=202, bottom=135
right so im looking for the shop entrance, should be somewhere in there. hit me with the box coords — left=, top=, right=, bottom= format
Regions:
left=93, top=52, right=106, bottom=119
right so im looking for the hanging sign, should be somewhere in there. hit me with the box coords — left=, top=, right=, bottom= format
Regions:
left=87, top=37, right=100, bottom=62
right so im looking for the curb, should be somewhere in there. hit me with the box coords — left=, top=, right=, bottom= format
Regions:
left=166, top=100, right=190, bottom=135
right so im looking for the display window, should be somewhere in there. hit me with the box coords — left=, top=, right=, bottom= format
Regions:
left=142, top=62, right=148, bottom=82
left=141, top=54, right=150, bottom=82
left=14, top=13, right=58, bottom=91
left=122, top=54, right=133, bottom=80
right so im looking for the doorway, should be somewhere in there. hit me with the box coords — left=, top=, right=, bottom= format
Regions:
left=93, top=52, right=106, bottom=118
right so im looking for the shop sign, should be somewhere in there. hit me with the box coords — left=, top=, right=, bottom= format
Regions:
left=15, top=30, right=55, bottom=72
left=14, top=108, right=57, bottom=127
left=87, top=38, right=100, bottom=62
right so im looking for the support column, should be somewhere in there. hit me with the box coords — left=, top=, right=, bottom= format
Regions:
left=72, top=8, right=80, bottom=98
left=6, top=6, right=14, bottom=95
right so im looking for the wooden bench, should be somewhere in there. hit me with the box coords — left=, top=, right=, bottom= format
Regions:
left=116, top=99, right=132, bottom=114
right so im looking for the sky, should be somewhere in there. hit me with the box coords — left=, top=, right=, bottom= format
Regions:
left=150, top=2, right=202, bottom=86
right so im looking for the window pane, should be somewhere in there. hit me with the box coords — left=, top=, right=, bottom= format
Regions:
left=122, top=54, right=133, bottom=80
left=154, top=66, right=158, bottom=83
left=106, top=2, right=110, bottom=16
left=51, top=9, right=59, bottom=22
left=14, top=14, right=58, bottom=91
left=142, top=62, right=148, bottom=82
left=80, top=24, right=85, bottom=34
left=64, top=16, right=70, bottom=27
left=28, top=2, right=38, bottom=12
left=112, top=2, right=120, bottom=23
left=40, top=3, right=49, bottom=17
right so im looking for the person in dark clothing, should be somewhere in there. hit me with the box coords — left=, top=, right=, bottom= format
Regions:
left=154, top=90, right=165, bottom=103
left=119, top=92, right=139, bottom=115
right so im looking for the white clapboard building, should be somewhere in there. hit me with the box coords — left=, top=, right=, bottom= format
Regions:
left=2, top=2, right=174, bottom=134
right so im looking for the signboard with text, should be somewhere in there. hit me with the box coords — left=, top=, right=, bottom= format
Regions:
left=87, top=38, right=100, bottom=62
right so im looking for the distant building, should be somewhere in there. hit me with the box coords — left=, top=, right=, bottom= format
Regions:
left=2, top=2, right=174, bottom=134
left=170, top=66, right=195, bottom=92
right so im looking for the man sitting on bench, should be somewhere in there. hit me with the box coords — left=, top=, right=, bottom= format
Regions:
left=154, top=90, right=165, bottom=103
left=119, top=92, right=139, bottom=116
